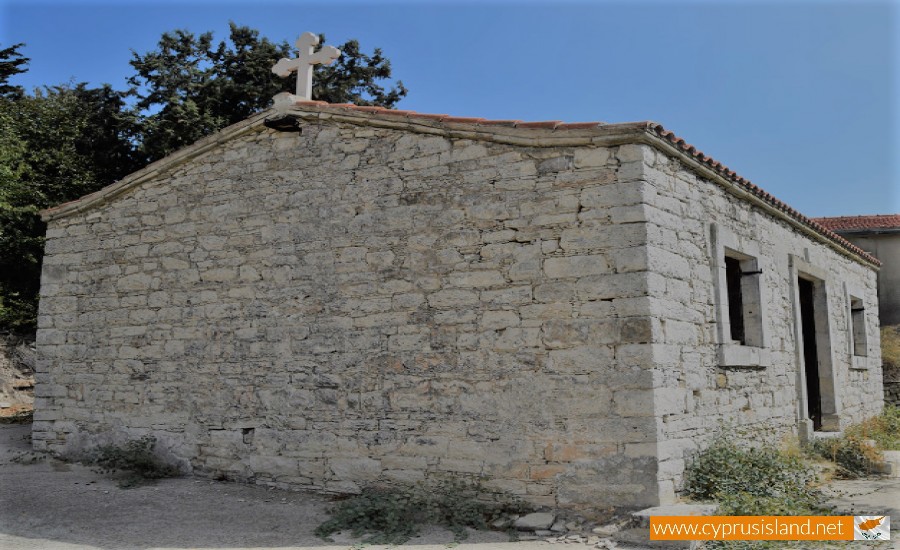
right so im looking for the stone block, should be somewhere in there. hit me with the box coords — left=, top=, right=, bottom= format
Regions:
left=574, top=147, right=610, bottom=168
left=544, top=255, right=611, bottom=279
left=329, top=457, right=382, bottom=481
left=481, top=310, right=520, bottom=330
left=542, top=319, right=619, bottom=348
left=613, top=389, right=657, bottom=417
left=117, top=273, right=152, bottom=292
left=447, top=270, right=506, bottom=288
left=493, top=327, right=540, bottom=350
left=199, top=267, right=236, bottom=282
left=548, top=346, right=614, bottom=373
left=576, top=223, right=645, bottom=251
left=246, top=455, right=299, bottom=477
left=427, top=289, right=478, bottom=308
left=575, top=273, right=648, bottom=301
left=515, top=512, right=556, bottom=531
left=480, top=286, right=532, bottom=306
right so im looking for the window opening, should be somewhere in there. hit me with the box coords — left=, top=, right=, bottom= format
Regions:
left=725, top=256, right=745, bottom=344
left=850, top=297, right=866, bottom=357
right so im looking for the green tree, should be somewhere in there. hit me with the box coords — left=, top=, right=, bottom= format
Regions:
left=129, top=23, right=407, bottom=162
left=0, top=84, right=139, bottom=331
left=0, top=27, right=408, bottom=332
left=0, top=43, right=29, bottom=98
left=0, top=102, right=39, bottom=330
left=313, top=37, right=407, bottom=107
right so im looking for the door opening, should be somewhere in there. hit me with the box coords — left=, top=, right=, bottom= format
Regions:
left=799, top=277, right=821, bottom=430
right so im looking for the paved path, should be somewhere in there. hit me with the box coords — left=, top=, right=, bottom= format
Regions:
left=1, top=423, right=898, bottom=549
left=821, top=476, right=899, bottom=547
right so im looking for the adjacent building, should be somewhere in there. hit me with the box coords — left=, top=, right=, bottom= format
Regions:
left=813, top=215, right=900, bottom=326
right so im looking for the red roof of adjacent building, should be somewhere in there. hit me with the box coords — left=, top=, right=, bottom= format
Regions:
left=813, top=214, right=900, bottom=232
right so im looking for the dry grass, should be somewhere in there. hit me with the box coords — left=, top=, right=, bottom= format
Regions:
left=849, top=405, right=900, bottom=451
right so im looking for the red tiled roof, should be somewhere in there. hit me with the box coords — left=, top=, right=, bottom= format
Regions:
left=813, top=214, right=900, bottom=232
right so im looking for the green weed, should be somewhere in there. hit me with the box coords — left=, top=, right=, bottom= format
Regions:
left=315, top=477, right=531, bottom=545
left=684, top=437, right=821, bottom=516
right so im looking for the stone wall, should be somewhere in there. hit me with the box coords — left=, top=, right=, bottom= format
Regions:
left=836, top=233, right=900, bottom=326
left=34, top=116, right=665, bottom=509
left=33, top=108, right=882, bottom=512
left=633, top=144, right=882, bottom=497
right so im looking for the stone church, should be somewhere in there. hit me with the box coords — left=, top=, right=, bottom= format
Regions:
left=33, top=42, right=883, bottom=510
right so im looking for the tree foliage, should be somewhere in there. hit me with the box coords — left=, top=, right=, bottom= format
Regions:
left=0, top=83, right=139, bottom=330
left=129, top=23, right=406, bottom=162
left=0, top=43, right=29, bottom=98
left=0, top=28, right=407, bottom=332
left=313, top=37, right=407, bottom=107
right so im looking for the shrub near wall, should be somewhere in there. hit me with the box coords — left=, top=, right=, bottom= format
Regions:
left=684, top=437, right=821, bottom=516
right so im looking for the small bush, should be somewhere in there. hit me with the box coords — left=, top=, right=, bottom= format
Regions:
left=91, top=435, right=178, bottom=488
left=684, top=437, right=821, bottom=515
left=809, top=434, right=883, bottom=478
left=315, top=478, right=531, bottom=545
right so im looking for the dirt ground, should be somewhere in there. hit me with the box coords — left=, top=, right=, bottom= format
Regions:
left=0, top=423, right=587, bottom=550
left=1, top=423, right=898, bottom=550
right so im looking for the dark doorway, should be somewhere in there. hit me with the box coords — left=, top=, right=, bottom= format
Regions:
left=799, top=277, right=821, bottom=430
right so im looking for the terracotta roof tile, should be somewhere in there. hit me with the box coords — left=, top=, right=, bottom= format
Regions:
left=641, top=121, right=879, bottom=265
left=813, top=214, right=900, bottom=232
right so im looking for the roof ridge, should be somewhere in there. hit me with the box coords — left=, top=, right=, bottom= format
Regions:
left=813, top=213, right=900, bottom=232
left=814, top=213, right=900, bottom=219
left=291, top=100, right=608, bottom=130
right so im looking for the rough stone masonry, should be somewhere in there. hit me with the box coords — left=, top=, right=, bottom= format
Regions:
left=33, top=102, right=883, bottom=511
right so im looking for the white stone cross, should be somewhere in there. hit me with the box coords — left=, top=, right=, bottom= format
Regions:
left=272, top=32, right=341, bottom=101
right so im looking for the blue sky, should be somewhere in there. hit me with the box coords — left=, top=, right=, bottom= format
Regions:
left=1, top=0, right=897, bottom=217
